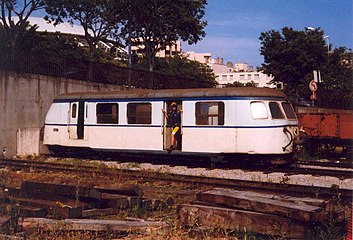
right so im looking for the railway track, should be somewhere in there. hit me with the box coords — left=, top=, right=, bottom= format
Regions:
left=1, top=157, right=352, bottom=179
left=263, top=164, right=353, bottom=180
left=0, top=157, right=352, bottom=200
left=297, top=159, right=353, bottom=169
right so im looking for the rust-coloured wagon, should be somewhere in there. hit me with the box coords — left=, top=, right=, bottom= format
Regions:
left=296, top=107, right=353, bottom=158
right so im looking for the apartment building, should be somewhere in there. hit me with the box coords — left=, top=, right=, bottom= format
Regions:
left=184, top=51, right=211, bottom=64
left=184, top=51, right=276, bottom=88
left=132, top=40, right=181, bottom=58
left=215, top=70, right=275, bottom=88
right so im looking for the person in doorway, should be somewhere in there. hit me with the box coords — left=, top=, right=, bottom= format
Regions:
left=162, top=102, right=181, bottom=150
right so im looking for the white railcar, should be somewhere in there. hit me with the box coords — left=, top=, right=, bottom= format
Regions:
left=44, top=88, right=299, bottom=162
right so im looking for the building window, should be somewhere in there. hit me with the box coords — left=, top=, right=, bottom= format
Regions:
left=229, top=75, right=233, bottom=81
left=96, top=103, right=119, bottom=124
left=269, top=102, right=285, bottom=119
left=221, top=75, right=227, bottom=80
left=247, top=74, right=252, bottom=80
left=127, top=103, right=152, bottom=124
left=239, top=74, right=245, bottom=80
left=195, top=102, right=224, bottom=125
left=250, top=101, right=268, bottom=119
left=254, top=74, right=259, bottom=79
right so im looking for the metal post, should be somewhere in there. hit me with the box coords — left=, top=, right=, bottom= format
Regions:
left=127, top=2, right=132, bottom=88
left=324, top=35, right=330, bottom=61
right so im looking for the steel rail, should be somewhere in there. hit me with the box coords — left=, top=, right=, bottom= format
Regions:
left=263, top=166, right=353, bottom=179
left=297, top=160, right=353, bottom=169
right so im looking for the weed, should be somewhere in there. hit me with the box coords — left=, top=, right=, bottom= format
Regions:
left=129, top=204, right=150, bottom=219
left=229, top=226, right=257, bottom=239
left=306, top=214, right=347, bottom=240
left=305, top=195, right=346, bottom=240
left=279, top=175, right=290, bottom=184
left=266, top=174, right=273, bottom=183
left=0, top=176, right=5, bottom=190
left=331, top=184, right=340, bottom=190
left=188, top=225, right=258, bottom=240
left=128, top=162, right=142, bottom=169
left=0, top=198, right=20, bottom=235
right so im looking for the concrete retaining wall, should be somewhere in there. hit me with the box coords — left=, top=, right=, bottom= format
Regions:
left=0, top=70, right=124, bottom=157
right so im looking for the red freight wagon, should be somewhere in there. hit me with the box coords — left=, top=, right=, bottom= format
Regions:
left=296, top=107, right=353, bottom=158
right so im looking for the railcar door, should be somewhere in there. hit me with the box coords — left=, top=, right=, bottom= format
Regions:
left=68, top=101, right=85, bottom=139
left=162, top=101, right=182, bottom=151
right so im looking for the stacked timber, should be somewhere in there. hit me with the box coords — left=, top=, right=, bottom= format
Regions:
left=21, top=218, right=168, bottom=235
left=178, top=188, right=345, bottom=239
left=0, top=180, right=171, bottom=235
left=0, top=214, right=11, bottom=228
left=4, top=180, right=172, bottom=219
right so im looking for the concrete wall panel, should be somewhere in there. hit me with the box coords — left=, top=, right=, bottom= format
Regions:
left=0, top=70, right=123, bottom=157
left=17, top=128, right=40, bottom=156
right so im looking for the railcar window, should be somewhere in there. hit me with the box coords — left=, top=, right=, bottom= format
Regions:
left=96, top=103, right=119, bottom=124
left=269, top=102, right=285, bottom=119
left=127, top=103, right=152, bottom=124
left=195, top=102, right=224, bottom=125
left=250, top=102, right=268, bottom=119
left=281, top=102, right=297, bottom=119
left=71, top=103, right=77, bottom=118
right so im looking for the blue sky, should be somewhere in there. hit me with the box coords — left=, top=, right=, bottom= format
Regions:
left=182, top=0, right=353, bottom=67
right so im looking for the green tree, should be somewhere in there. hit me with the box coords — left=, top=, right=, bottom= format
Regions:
left=259, top=27, right=352, bottom=109
left=224, top=81, right=258, bottom=88
left=259, top=27, right=326, bottom=95
left=0, top=0, right=43, bottom=60
left=224, top=81, right=245, bottom=88
left=44, top=0, right=124, bottom=80
left=121, top=0, right=207, bottom=72
left=135, top=55, right=216, bottom=88
left=318, top=47, right=353, bottom=109
left=31, top=32, right=124, bottom=64
left=30, top=32, right=86, bottom=58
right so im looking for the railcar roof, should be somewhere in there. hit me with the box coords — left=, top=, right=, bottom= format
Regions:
left=54, top=87, right=287, bottom=100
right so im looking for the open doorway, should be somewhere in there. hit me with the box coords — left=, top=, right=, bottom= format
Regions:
left=162, top=100, right=182, bottom=151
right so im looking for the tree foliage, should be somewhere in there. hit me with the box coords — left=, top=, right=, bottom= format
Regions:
left=135, top=55, right=216, bottom=88
left=259, top=27, right=326, bottom=94
left=44, top=0, right=122, bottom=60
left=0, top=0, right=211, bottom=89
left=318, top=47, right=353, bottom=108
left=259, top=27, right=352, bottom=109
left=0, top=0, right=43, bottom=55
left=224, top=81, right=258, bottom=88
left=120, top=0, right=207, bottom=72
left=30, top=32, right=86, bottom=58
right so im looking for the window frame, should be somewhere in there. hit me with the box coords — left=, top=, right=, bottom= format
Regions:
left=250, top=101, right=268, bottom=119
left=127, top=102, right=152, bottom=124
left=195, top=101, right=225, bottom=126
left=281, top=102, right=297, bottom=120
left=269, top=102, right=285, bottom=119
left=71, top=103, right=77, bottom=119
left=96, top=103, right=119, bottom=124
